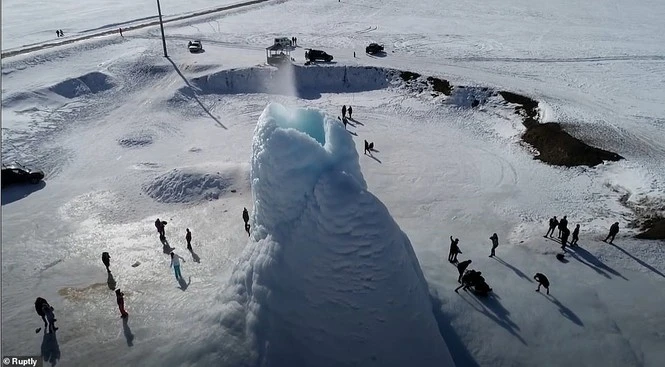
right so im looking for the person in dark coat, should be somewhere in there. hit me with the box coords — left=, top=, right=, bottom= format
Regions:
left=364, top=140, right=370, bottom=155
left=116, top=289, right=128, bottom=318
left=342, top=105, right=347, bottom=118
left=35, top=297, right=52, bottom=328
left=489, top=233, right=499, bottom=257
left=448, top=236, right=462, bottom=263
left=348, top=106, right=353, bottom=119
left=560, top=227, right=570, bottom=250
left=243, top=208, right=250, bottom=236
left=534, top=273, right=550, bottom=294
left=558, top=216, right=568, bottom=238
left=570, top=224, right=580, bottom=246
left=456, top=260, right=472, bottom=283
left=155, top=218, right=165, bottom=238
left=545, top=216, right=558, bottom=237
left=102, top=252, right=111, bottom=273
left=185, top=229, right=192, bottom=251
left=603, top=222, right=619, bottom=244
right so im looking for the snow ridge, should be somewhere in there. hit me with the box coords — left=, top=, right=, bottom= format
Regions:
left=217, top=103, right=455, bottom=366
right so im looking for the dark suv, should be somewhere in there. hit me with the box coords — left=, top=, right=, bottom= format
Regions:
left=2, top=163, right=45, bottom=188
left=366, top=43, right=384, bottom=54
left=305, top=49, right=333, bottom=62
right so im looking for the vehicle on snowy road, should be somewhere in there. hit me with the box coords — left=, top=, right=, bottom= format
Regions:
left=188, top=40, right=203, bottom=53
left=365, top=43, right=384, bottom=55
left=305, top=49, right=333, bottom=62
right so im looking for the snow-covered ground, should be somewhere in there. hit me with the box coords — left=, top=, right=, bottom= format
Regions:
left=2, top=0, right=665, bottom=366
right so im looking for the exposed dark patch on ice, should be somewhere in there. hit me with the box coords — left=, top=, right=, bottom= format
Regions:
left=142, top=167, right=240, bottom=203
left=118, top=131, right=155, bottom=148
left=48, top=72, right=115, bottom=99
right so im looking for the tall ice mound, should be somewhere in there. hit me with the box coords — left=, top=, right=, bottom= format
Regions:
left=229, top=103, right=455, bottom=367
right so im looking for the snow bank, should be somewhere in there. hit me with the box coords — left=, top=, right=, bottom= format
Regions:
left=48, top=71, right=115, bottom=99
left=207, top=103, right=455, bottom=366
left=188, top=65, right=391, bottom=99
left=142, top=164, right=246, bottom=203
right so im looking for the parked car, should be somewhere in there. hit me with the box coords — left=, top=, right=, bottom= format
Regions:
left=1, top=163, right=45, bottom=188
left=366, top=43, right=385, bottom=55
left=305, top=49, right=333, bottom=62
left=188, top=40, right=203, bottom=53
left=274, top=37, right=293, bottom=48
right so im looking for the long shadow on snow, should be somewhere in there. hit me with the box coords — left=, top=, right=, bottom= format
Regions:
left=538, top=293, right=584, bottom=326
left=430, top=292, right=480, bottom=367
left=567, top=244, right=628, bottom=280
left=41, top=329, right=61, bottom=366
left=492, top=256, right=533, bottom=283
left=458, top=290, right=528, bottom=346
left=122, top=317, right=135, bottom=346
left=166, top=57, right=227, bottom=129
left=1, top=181, right=46, bottom=205
left=609, top=243, right=665, bottom=278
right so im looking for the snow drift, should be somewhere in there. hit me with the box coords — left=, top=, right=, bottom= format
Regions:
left=142, top=164, right=246, bottom=203
left=209, top=103, right=455, bottom=366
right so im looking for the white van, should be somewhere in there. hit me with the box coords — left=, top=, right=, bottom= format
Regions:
left=274, top=37, right=292, bottom=48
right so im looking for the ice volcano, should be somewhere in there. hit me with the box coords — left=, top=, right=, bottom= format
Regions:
left=224, top=103, right=455, bottom=366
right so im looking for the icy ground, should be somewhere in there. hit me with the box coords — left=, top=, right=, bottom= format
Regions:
left=2, top=0, right=665, bottom=366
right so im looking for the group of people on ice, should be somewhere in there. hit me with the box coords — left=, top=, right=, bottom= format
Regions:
left=449, top=234, right=501, bottom=296
left=35, top=206, right=254, bottom=327
left=336, top=105, right=379, bottom=158
left=450, top=218, right=622, bottom=298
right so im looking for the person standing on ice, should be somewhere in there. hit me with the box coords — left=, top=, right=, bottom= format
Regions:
left=448, top=236, right=461, bottom=263
left=603, top=222, right=620, bottom=244
left=155, top=218, right=166, bottom=239
left=558, top=216, right=568, bottom=239
left=570, top=224, right=580, bottom=246
left=489, top=233, right=499, bottom=257
left=560, top=227, right=570, bottom=250
left=456, top=259, right=472, bottom=283
left=102, top=252, right=111, bottom=273
left=116, top=289, right=128, bottom=318
left=243, top=207, right=250, bottom=236
left=35, top=297, right=52, bottom=329
left=534, top=273, right=550, bottom=294
left=42, top=302, right=58, bottom=333
left=342, top=105, right=347, bottom=118
left=185, top=228, right=192, bottom=251
left=348, top=106, right=353, bottom=119
left=545, top=216, right=558, bottom=237
left=170, top=252, right=186, bottom=280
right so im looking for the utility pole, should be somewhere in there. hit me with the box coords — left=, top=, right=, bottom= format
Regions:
left=156, top=0, right=168, bottom=57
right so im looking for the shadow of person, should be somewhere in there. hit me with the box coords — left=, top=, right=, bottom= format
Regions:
left=189, top=249, right=201, bottom=263
left=41, top=328, right=61, bottom=366
left=570, top=246, right=628, bottom=280
left=609, top=242, right=665, bottom=278
left=122, top=317, right=134, bottom=347
left=348, top=117, right=363, bottom=125
left=178, top=276, right=191, bottom=291
left=162, top=239, right=175, bottom=254
left=368, top=153, right=382, bottom=164
left=540, top=293, right=584, bottom=326
left=460, top=291, right=527, bottom=346
left=492, top=256, right=533, bottom=282
left=107, top=272, right=117, bottom=291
